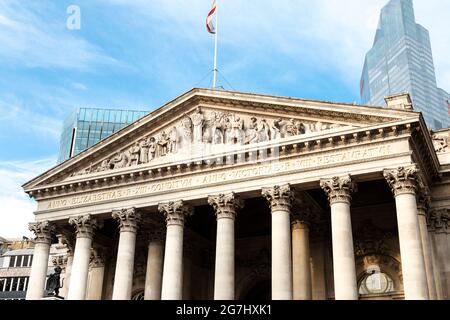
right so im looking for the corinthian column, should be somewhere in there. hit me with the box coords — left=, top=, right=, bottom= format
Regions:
left=416, top=188, right=437, bottom=300
left=208, top=193, right=244, bottom=300
left=159, top=200, right=193, bottom=300
left=262, top=184, right=294, bottom=300
left=26, top=221, right=55, bottom=300
left=384, top=166, right=429, bottom=300
left=111, top=208, right=141, bottom=300
left=67, top=215, right=100, bottom=300
left=144, top=229, right=165, bottom=300
left=87, top=250, right=106, bottom=300
left=320, top=175, right=358, bottom=300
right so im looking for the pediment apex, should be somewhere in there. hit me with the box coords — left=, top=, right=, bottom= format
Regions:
left=23, top=88, right=419, bottom=190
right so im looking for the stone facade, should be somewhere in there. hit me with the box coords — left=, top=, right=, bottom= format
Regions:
left=22, top=89, right=450, bottom=300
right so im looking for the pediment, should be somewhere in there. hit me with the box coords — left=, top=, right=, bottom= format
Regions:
left=24, top=88, right=419, bottom=190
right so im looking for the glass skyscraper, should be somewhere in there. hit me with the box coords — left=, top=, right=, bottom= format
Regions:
left=57, top=108, right=148, bottom=164
left=360, top=0, right=449, bottom=129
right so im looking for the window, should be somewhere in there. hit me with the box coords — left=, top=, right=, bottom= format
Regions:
left=16, top=256, right=22, bottom=267
left=0, top=279, right=5, bottom=292
left=22, top=255, right=29, bottom=267
left=9, top=256, right=16, bottom=268
left=359, top=269, right=394, bottom=295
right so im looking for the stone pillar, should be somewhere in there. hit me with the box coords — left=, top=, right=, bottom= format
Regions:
left=144, top=229, right=165, bottom=300
left=208, top=193, right=244, bottom=300
left=111, top=208, right=141, bottom=300
left=310, top=238, right=327, bottom=300
left=428, top=209, right=450, bottom=299
left=61, top=253, right=73, bottom=298
left=320, top=175, right=358, bottom=300
left=86, top=251, right=106, bottom=300
left=291, top=215, right=312, bottom=300
left=26, top=221, right=55, bottom=300
left=262, top=184, right=294, bottom=300
left=67, top=215, right=100, bottom=300
left=416, top=189, right=437, bottom=300
left=159, top=200, right=193, bottom=300
left=384, top=166, right=429, bottom=300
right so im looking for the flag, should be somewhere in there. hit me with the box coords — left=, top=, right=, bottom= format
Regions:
left=206, top=0, right=217, bottom=34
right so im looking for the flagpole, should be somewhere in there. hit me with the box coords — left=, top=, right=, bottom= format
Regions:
left=213, top=0, right=219, bottom=89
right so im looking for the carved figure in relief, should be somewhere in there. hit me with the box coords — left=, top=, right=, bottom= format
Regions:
left=111, top=152, right=127, bottom=169
left=191, top=107, right=204, bottom=143
left=258, top=119, right=270, bottom=142
left=128, top=142, right=141, bottom=166
left=245, top=117, right=259, bottom=144
left=230, top=114, right=244, bottom=144
left=98, top=159, right=111, bottom=172
left=270, top=119, right=282, bottom=140
left=432, top=134, right=450, bottom=153
left=140, top=139, right=150, bottom=164
left=211, top=112, right=225, bottom=145
left=181, top=116, right=193, bottom=143
left=169, top=127, right=178, bottom=153
left=296, top=121, right=306, bottom=135
left=148, top=137, right=157, bottom=161
left=224, top=117, right=232, bottom=144
left=157, top=131, right=170, bottom=157
left=286, top=118, right=298, bottom=137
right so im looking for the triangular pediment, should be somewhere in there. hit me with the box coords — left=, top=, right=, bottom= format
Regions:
left=23, top=88, right=420, bottom=190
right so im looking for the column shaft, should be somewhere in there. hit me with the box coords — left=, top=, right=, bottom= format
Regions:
left=26, top=242, right=51, bottom=299
left=292, top=221, right=312, bottom=300
left=161, top=224, right=184, bottom=299
left=310, top=240, right=327, bottom=300
left=112, top=231, right=137, bottom=300
left=214, top=217, right=235, bottom=299
left=67, top=237, right=93, bottom=300
left=61, top=254, right=73, bottom=298
left=144, top=241, right=164, bottom=300
left=87, top=265, right=105, bottom=300
left=418, top=214, right=437, bottom=299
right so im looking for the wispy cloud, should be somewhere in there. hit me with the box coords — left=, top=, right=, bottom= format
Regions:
left=0, top=158, right=56, bottom=238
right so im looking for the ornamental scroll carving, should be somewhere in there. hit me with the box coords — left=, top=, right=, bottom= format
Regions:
left=72, top=108, right=344, bottom=177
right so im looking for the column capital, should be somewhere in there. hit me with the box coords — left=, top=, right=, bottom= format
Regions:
left=112, top=208, right=142, bottom=233
left=69, top=214, right=101, bottom=239
left=262, top=184, right=294, bottom=212
left=28, top=221, right=55, bottom=244
left=383, top=165, right=420, bottom=197
left=428, top=209, right=449, bottom=234
left=158, top=200, right=193, bottom=227
left=320, top=175, right=357, bottom=205
left=208, top=192, right=244, bottom=220
left=417, top=184, right=431, bottom=217
left=89, top=251, right=106, bottom=268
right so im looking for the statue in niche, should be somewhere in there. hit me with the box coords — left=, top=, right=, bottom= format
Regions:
left=270, top=119, right=282, bottom=140
left=181, top=116, right=193, bottom=143
left=169, top=127, right=179, bottom=153
left=245, top=117, right=259, bottom=144
left=258, top=119, right=270, bottom=142
left=128, top=142, right=141, bottom=166
left=139, top=139, right=150, bottom=164
left=211, top=112, right=225, bottom=145
left=110, top=151, right=128, bottom=169
left=230, top=114, right=244, bottom=144
left=157, top=131, right=170, bottom=157
left=190, top=107, right=204, bottom=143
left=46, top=266, right=62, bottom=297
left=148, top=137, right=157, bottom=161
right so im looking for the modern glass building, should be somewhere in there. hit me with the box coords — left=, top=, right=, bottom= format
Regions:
left=360, top=0, right=449, bottom=129
left=57, top=108, right=149, bottom=164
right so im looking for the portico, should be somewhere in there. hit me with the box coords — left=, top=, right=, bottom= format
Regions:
left=23, top=89, right=450, bottom=300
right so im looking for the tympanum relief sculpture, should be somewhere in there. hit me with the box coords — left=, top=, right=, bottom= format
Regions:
left=71, top=107, right=344, bottom=177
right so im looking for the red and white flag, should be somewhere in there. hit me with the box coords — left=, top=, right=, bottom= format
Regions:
left=206, top=0, right=217, bottom=34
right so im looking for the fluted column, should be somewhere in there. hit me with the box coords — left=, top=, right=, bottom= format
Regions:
left=417, top=189, right=437, bottom=300
left=111, top=208, right=141, bottom=300
left=86, top=251, right=106, bottom=300
left=159, top=200, right=193, bottom=300
left=291, top=216, right=312, bottom=300
left=384, top=166, right=429, bottom=300
left=320, top=175, right=358, bottom=300
left=67, top=215, right=100, bottom=300
left=208, top=193, right=244, bottom=300
left=262, top=184, right=294, bottom=300
left=144, top=229, right=165, bottom=300
left=26, top=221, right=55, bottom=300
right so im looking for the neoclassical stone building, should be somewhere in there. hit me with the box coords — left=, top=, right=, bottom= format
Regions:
left=22, top=89, right=450, bottom=300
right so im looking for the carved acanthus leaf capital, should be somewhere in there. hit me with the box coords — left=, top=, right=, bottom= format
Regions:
left=69, top=215, right=101, bottom=239
left=320, top=175, right=356, bottom=205
left=90, top=249, right=106, bottom=268
left=208, top=193, right=244, bottom=220
left=28, top=221, right=55, bottom=244
left=383, top=165, right=420, bottom=196
left=158, top=200, right=193, bottom=226
left=262, top=184, right=294, bottom=212
left=112, top=208, right=142, bottom=233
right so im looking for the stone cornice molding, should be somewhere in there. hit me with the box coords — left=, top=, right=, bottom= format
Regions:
left=261, top=184, right=294, bottom=212
left=320, top=174, right=356, bottom=205
left=208, top=192, right=244, bottom=220
left=112, top=208, right=142, bottom=233
left=383, top=165, right=420, bottom=197
left=158, top=200, right=193, bottom=227
left=28, top=221, right=55, bottom=244
left=68, top=214, right=101, bottom=239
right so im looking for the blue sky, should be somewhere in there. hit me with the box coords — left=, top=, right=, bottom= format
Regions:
left=0, top=0, right=449, bottom=237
